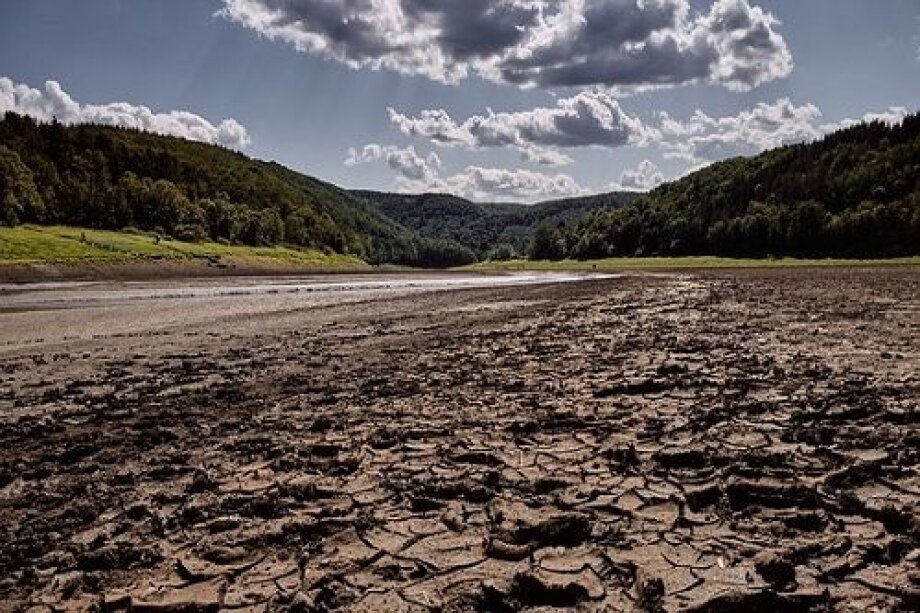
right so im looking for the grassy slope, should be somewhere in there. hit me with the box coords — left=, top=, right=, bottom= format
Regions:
left=0, top=225, right=367, bottom=268
left=468, top=256, right=920, bottom=271
left=4, top=226, right=917, bottom=273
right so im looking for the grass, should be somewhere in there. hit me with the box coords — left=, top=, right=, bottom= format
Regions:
left=467, top=255, right=920, bottom=272
left=4, top=226, right=916, bottom=273
left=0, top=225, right=368, bottom=269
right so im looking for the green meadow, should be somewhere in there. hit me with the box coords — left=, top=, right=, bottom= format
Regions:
left=468, top=255, right=920, bottom=272
left=0, top=225, right=367, bottom=269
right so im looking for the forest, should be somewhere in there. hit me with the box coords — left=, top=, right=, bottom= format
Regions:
left=543, top=114, right=920, bottom=260
left=352, top=190, right=638, bottom=260
left=1, top=110, right=918, bottom=265
left=0, top=112, right=476, bottom=267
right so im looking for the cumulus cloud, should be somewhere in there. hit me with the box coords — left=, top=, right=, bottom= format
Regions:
left=389, top=91, right=656, bottom=165
left=345, top=143, right=442, bottom=182
left=444, top=166, right=586, bottom=200
left=219, top=0, right=792, bottom=93
left=653, top=99, right=915, bottom=165
left=388, top=94, right=856, bottom=171
left=822, top=106, right=911, bottom=132
left=353, top=98, right=912, bottom=201
left=610, top=159, right=665, bottom=191
left=655, top=97, right=823, bottom=162
left=345, top=143, right=584, bottom=200
left=0, top=77, right=250, bottom=148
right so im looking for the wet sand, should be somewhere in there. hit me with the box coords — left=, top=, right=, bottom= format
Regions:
left=0, top=268, right=917, bottom=611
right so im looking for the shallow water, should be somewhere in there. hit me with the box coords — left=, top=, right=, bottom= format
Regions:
left=0, top=272, right=613, bottom=351
left=0, top=272, right=612, bottom=308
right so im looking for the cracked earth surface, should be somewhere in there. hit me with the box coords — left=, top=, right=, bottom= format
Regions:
left=0, top=269, right=918, bottom=611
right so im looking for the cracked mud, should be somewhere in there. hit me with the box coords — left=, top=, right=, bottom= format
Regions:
left=0, top=269, right=918, bottom=611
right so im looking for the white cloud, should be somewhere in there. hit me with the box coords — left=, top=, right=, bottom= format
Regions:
left=219, top=0, right=792, bottom=93
left=610, top=159, right=665, bottom=191
left=0, top=77, right=250, bottom=148
left=385, top=95, right=841, bottom=177
left=345, top=144, right=442, bottom=183
left=653, top=99, right=915, bottom=165
left=444, top=166, right=586, bottom=200
left=822, top=106, right=911, bottom=132
left=656, top=97, right=823, bottom=162
left=345, top=142, right=584, bottom=201
left=389, top=91, right=656, bottom=165
left=353, top=98, right=913, bottom=202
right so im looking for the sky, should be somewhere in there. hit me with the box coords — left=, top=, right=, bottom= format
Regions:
left=0, top=0, right=918, bottom=202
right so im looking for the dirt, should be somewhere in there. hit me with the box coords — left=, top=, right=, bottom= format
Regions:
left=0, top=268, right=917, bottom=612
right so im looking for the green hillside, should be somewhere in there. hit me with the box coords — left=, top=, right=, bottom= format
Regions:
left=0, top=112, right=474, bottom=267
left=557, top=113, right=920, bottom=260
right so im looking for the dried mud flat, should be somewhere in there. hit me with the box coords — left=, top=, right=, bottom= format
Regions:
left=0, top=269, right=918, bottom=612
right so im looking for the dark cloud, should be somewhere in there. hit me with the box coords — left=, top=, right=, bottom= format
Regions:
left=403, top=0, right=539, bottom=60
left=220, top=0, right=792, bottom=92
left=388, top=91, right=655, bottom=165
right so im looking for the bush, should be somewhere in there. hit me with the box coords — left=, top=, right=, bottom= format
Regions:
left=174, top=223, right=208, bottom=243
left=487, top=243, right=517, bottom=261
left=529, top=224, right=566, bottom=260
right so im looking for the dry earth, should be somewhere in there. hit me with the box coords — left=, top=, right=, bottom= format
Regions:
left=0, top=269, right=918, bottom=612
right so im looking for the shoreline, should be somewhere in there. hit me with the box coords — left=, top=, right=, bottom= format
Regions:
left=0, top=259, right=389, bottom=284
left=3, top=255, right=919, bottom=284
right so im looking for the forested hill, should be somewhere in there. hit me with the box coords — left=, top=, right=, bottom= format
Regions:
left=352, top=190, right=638, bottom=259
left=553, top=113, right=920, bottom=260
left=2, top=110, right=917, bottom=267
left=0, top=112, right=476, bottom=267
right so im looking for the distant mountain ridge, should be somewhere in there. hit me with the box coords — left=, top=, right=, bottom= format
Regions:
left=351, top=190, right=639, bottom=259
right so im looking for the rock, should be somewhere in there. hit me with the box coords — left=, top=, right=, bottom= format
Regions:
left=684, top=589, right=828, bottom=613
left=485, top=538, right=532, bottom=561
left=510, top=513, right=592, bottom=549
left=655, top=446, right=710, bottom=470
left=636, top=574, right=665, bottom=612
left=440, top=504, right=465, bottom=532
left=286, top=591, right=312, bottom=613
left=77, top=544, right=162, bottom=572
left=511, top=572, right=590, bottom=608
left=451, top=450, right=504, bottom=467
left=187, top=469, right=217, bottom=494
left=754, top=551, right=796, bottom=589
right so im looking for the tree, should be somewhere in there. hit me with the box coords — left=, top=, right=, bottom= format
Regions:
left=529, top=223, right=566, bottom=260
left=0, top=146, right=44, bottom=225
left=260, top=208, right=284, bottom=245
left=284, top=212, right=309, bottom=246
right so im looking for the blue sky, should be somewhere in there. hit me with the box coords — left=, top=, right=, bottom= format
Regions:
left=1, top=0, right=918, bottom=201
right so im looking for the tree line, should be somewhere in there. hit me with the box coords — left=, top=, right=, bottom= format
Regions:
left=531, top=114, right=920, bottom=260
